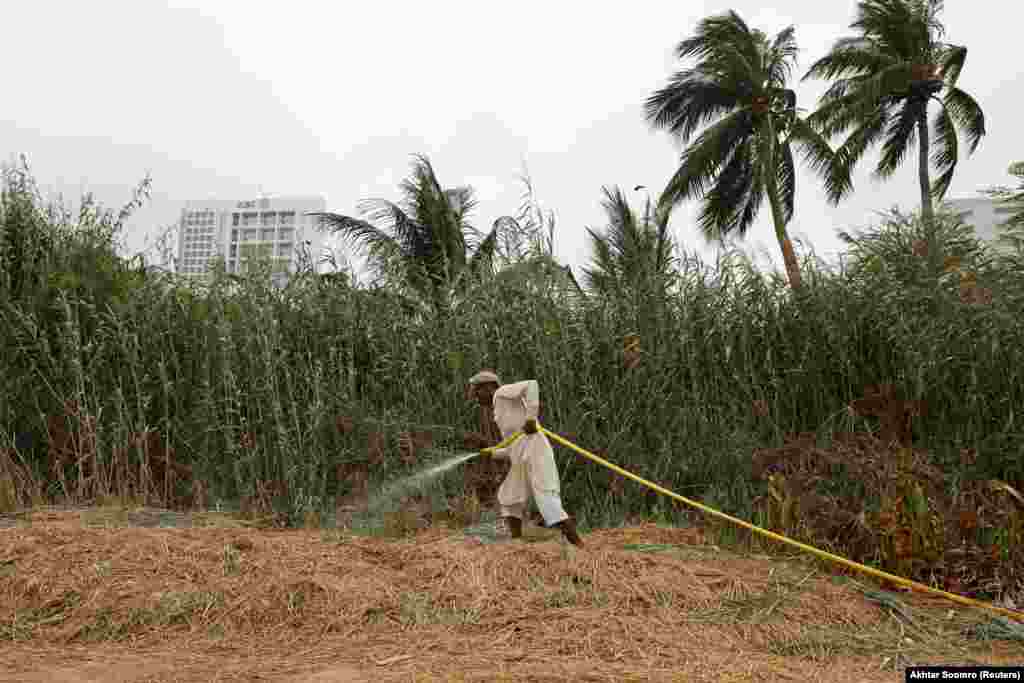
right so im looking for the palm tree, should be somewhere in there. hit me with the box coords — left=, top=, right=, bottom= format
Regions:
left=308, top=154, right=505, bottom=314
left=582, top=185, right=675, bottom=301
left=802, top=0, right=986, bottom=223
left=645, top=11, right=839, bottom=290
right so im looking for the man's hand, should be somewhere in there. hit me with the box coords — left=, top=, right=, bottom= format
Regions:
left=523, top=418, right=538, bottom=435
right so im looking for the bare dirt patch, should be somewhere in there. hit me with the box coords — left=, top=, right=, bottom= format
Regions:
left=1, top=510, right=1020, bottom=682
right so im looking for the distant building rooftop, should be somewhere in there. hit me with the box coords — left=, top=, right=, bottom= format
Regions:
left=176, top=195, right=327, bottom=281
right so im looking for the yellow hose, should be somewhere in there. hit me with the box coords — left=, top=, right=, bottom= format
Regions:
left=538, top=425, right=1024, bottom=623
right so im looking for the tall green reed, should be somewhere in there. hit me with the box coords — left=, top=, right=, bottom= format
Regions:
left=2, top=160, right=1022, bottom=530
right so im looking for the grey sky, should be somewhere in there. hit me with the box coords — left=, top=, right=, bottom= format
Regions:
left=4, top=1, right=1021, bottom=280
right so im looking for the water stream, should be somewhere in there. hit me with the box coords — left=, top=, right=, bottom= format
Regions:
left=363, top=449, right=481, bottom=517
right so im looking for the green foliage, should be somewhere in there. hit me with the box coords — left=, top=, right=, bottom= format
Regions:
left=803, top=0, right=986, bottom=217
left=2, top=128, right=1023, bottom=599
left=645, top=10, right=839, bottom=289
left=582, top=186, right=676, bottom=304
left=0, top=157, right=154, bottom=452
left=309, top=154, right=520, bottom=316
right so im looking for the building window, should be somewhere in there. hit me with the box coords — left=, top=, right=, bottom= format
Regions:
left=261, top=212, right=276, bottom=226
left=243, top=229, right=257, bottom=242
left=232, top=214, right=240, bottom=226
left=279, top=227, right=294, bottom=240
left=277, top=242, right=293, bottom=257
left=260, top=228, right=275, bottom=241
left=280, top=212, right=295, bottom=226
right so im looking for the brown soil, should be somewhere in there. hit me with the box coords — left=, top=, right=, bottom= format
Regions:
left=1, top=509, right=1020, bottom=682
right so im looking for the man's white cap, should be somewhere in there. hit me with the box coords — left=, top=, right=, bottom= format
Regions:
left=468, top=370, right=501, bottom=385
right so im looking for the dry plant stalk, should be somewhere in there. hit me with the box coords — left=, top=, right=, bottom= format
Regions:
left=750, top=414, right=1024, bottom=598
left=0, top=447, right=41, bottom=511
left=397, top=430, right=433, bottom=466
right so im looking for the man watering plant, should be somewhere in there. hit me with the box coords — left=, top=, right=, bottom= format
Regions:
left=463, top=369, right=507, bottom=505
left=464, top=370, right=502, bottom=449
left=480, top=378, right=584, bottom=547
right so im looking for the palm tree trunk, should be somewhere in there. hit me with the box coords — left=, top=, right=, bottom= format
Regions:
left=763, top=123, right=802, bottom=290
left=917, top=112, right=934, bottom=224
left=769, top=187, right=802, bottom=291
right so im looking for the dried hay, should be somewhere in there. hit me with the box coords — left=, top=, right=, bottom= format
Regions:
left=0, top=510, right=1019, bottom=682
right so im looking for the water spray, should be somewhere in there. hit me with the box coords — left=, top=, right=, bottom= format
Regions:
left=362, top=433, right=524, bottom=518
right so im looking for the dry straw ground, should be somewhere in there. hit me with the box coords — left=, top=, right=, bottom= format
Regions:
left=1, top=509, right=1021, bottom=682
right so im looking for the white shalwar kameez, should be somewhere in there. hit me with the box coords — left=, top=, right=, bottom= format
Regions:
left=489, top=380, right=569, bottom=527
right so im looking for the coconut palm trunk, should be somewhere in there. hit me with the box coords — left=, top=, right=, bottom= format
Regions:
left=769, top=188, right=802, bottom=290
left=764, top=119, right=803, bottom=290
left=917, top=112, right=934, bottom=224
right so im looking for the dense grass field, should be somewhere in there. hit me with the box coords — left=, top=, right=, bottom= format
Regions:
left=1, top=159, right=1023, bottom=604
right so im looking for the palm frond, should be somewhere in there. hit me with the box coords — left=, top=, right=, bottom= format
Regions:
left=937, top=43, right=967, bottom=87
left=852, top=0, right=924, bottom=61
left=401, top=158, right=475, bottom=282
left=809, top=60, right=912, bottom=141
left=312, top=153, right=519, bottom=312
left=767, top=26, right=798, bottom=88
left=409, top=153, right=443, bottom=197
left=658, top=109, right=754, bottom=211
left=848, top=63, right=916, bottom=114
left=779, top=140, right=797, bottom=225
left=355, top=199, right=423, bottom=252
left=596, top=187, right=638, bottom=269
left=802, top=37, right=896, bottom=82
left=942, top=87, right=985, bottom=153
left=456, top=221, right=501, bottom=290
left=445, top=187, right=478, bottom=226
left=582, top=226, right=621, bottom=295
left=778, top=141, right=794, bottom=227
left=676, top=11, right=757, bottom=66
left=832, top=106, right=890, bottom=184
left=672, top=11, right=770, bottom=95
left=696, top=136, right=760, bottom=240
left=645, top=71, right=743, bottom=144
left=584, top=184, right=676, bottom=296
left=876, top=100, right=922, bottom=180
left=787, top=118, right=847, bottom=205
left=308, top=211, right=401, bottom=256
left=929, top=100, right=958, bottom=200
left=734, top=138, right=766, bottom=239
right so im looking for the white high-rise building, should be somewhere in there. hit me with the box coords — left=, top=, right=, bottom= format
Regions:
left=945, top=197, right=1017, bottom=253
left=176, top=195, right=328, bottom=283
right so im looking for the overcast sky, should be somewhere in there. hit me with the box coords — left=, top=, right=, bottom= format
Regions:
left=4, top=0, right=1022, bottom=280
